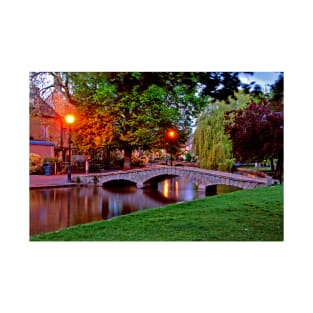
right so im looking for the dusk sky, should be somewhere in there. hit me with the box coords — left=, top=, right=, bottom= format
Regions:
left=239, top=72, right=282, bottom=91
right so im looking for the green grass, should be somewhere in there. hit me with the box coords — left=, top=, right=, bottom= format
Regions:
left=30, top=185, right=283, bottom=241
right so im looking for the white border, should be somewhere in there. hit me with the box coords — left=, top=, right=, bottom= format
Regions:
left=2, top=1, right=313, bottom=313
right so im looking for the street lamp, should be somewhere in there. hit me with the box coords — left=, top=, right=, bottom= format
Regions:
left=165, top=128, right=178, bottom=166
left=168, top=130, right=176, bottom=139
left=65, top=114, right=75, bottom=183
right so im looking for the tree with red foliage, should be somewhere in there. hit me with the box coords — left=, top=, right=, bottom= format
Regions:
left=224, top=99, right=283, bottom=181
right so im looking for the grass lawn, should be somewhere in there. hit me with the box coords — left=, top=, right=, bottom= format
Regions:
left=30, top=185, right=283, bottom=241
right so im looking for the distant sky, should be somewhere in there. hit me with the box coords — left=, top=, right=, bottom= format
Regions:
left=239, top=72, right=282, bottom=91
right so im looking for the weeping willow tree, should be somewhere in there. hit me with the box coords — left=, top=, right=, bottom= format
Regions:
left=193, top=91, right=251, bottom=171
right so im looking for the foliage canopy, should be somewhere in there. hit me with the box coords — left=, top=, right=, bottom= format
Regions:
left=224, top=99, right=283, bottom=179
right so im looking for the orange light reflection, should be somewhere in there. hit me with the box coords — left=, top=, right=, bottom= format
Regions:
left=163, top=179, right=169, bottom=198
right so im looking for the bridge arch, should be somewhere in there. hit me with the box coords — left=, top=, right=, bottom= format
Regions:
left=102, top=179, right=137, bottom=188
left=99, top=176, right=138, bottom=187
left=197, top=178, right=246, bottom=192
left=203, top=184, right=242, bottom=195
left=142, top=174, right=179, bottom=188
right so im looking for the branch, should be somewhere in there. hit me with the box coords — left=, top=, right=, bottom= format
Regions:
left=49, top=72, right=78, bottom=106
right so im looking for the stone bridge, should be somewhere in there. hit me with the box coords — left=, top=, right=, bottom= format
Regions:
left=81, top=165, right=273, bottom=191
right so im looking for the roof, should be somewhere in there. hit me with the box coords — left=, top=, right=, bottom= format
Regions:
left=30, top=140, right=55, bottom=146
left=30, top=87, right=61, bottom=118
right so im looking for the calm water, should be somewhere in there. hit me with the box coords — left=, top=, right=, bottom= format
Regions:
left=30, top=177, right=240, bottom=235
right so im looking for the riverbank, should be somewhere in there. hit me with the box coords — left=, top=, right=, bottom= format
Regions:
left=30, top=185, right=283, bottom=241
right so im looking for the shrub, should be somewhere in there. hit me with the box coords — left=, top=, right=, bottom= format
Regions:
left=185, top=152, right=192, bottom=162
left=43, top=157, right=60, bottom=163
left=30, top=153, right=42, bottom=174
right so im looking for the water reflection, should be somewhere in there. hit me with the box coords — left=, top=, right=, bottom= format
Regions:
left=163, top=179, right=169, bottom=198
left=30, top=177, right=240, bottom=235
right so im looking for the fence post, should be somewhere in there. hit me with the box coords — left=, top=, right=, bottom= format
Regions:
left=85, top=159, right=89, bottom=175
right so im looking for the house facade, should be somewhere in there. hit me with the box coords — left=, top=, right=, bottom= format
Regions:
left=29, top=86, right=76, bottom=161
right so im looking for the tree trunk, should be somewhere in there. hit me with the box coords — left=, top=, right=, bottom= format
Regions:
left=102, top=146, right=110, bottom=169
left=270, top=157, right=275, bottom=172
left=123, top=148, right=132, bottom=170
left=274, top=149, right=283, bottom=183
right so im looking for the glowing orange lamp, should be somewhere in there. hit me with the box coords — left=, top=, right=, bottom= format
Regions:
left=65, top=114, right=75, bottom=124
left=167, top=129, right=177, bottom=140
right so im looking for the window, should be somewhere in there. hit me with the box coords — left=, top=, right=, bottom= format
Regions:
left=41, top=124, right=49, bottom=140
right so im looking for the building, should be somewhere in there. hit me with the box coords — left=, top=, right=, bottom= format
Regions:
left=29, top=85, right=76, bottom=161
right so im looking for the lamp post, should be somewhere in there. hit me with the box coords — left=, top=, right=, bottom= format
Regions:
left=65, top=114, right=75, bottom=183
left=166, top=128, right=178, bottom=166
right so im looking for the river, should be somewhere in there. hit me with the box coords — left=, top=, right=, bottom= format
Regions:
left=30, top=176, right=240, bottom=235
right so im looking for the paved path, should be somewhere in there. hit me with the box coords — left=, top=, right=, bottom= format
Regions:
left=29, top=170, right=122, bottom=188
left=29, top=174, right=78, bottom=188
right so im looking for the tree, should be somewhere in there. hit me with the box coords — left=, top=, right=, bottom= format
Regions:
left=193, top=104, right=233, bottom=171
left=224, top=99, right=283, bottom=180
left=73, top=108, right=114, bottom=156
left=193, top=91, right=251, bottom=171
left=270, top=72, right=284, bottom=110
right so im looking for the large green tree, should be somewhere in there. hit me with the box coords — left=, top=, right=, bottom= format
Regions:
left=92, top=72, right=206, bottom=168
